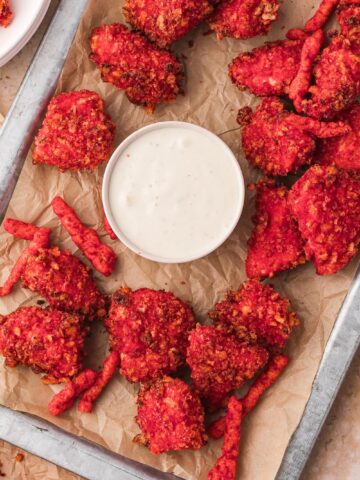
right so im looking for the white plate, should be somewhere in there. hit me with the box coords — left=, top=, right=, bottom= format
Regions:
left=0, top=0, right=51, bottom=67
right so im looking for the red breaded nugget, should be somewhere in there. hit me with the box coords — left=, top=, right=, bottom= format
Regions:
left=48, top=369, right=98, bottom=416
left=134, top=377, right=207, bottom=454
left=208, top=396, right=243, bottom=480
left=299, top=35, right=360, bottom=119
left=229, top=38, right=304, bottom=97
left=0, top=0, right=12, bottom=27
left=338, top=1, right=360, bottom=54
left=123, top=0, right=213, bottom=48
left=0, top=307, right=86, bottom=384
left=246, top=181, right=305, bottom=279
left=52, top=196, right=117, bottom=277
left=239, top=97, right=350, bottom=176
left=186, top=325, right=269, bottom=410
left=90, top=24, right=183, bottom=113
left=288, top=164, right=360, bottom=275
left=106, top=287, right=195, bottom=383
left=317, top=103, right=360, bottom=171
left=21, top=246, right=107, bottom=320
left=209, top=279, right=299, bottom=351
left=78, top=351, right=120, bottom=413
left=33, top=90, right=115, bottom=172
left=209, top=0, right=279, bottom=40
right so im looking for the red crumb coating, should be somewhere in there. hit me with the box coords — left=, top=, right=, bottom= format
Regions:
left=48, top=369, right=97, bottom=416
left=338, top=2, right=360, bottom=54
left=209, top=0, right=279, bottom=40
left=299, top=35, right=360, bottom=119
left=78, top=351, right=120, bottom=413
left=21, top=246, right=107, bottom=320
left=0, top=0, right=12, bottom=27
left=52, top=196, right=116, bottom=277
left=123, top=0, right=213, bottom=48
left=186, top=324, right=269, bottom=410
left=3, top=218, right=51, bottom=241
left=289, top=30, right=325, bottom=111
left=240, top=97, right=349, bottom=176
left=208, top=354, right=289, bottom=440
left=90, top=24, right=183, bottom=113
left=134, top=376, right=207, bottom=454
left=208, top=396, right=243, bottom=480
left=106, top=287, right=196, bottom=383
left=209, top=279, right=299, bottom=351
left=246, top=180, right=305, bottom=279
left=288, top=164, right=360, bottom=275
left=304, top=0, right=339, bottom=32
left=0, top=307, right=86, bottom=384
left=103, top=211, right=117, bottom=240
left=0, top=228, right=50, bottom=297
left=229, top=38, right=304, bottom=97
left=317, top=103, right=360, bottom=171
left=33, top=90, right=115, bottom=172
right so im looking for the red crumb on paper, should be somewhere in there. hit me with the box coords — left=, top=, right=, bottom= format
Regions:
left=0, top=0, right=13, bottom=27
left=52, top=196, right=116, bottom=276
left=135, top=376, right=207, bottom=454
left=78, top=351, right=120, bottom=413
left=48, top=369, right=98, bottom=416
left=15, top=453, right=24, bottom=462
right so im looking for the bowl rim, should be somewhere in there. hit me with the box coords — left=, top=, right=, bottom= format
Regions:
left=102, top=120, right=245, bottom=264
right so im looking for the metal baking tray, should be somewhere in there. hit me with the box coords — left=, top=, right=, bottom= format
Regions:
left=1, top=1, right=360, bottom=479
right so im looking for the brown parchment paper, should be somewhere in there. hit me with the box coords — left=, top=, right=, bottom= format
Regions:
left=0, top=1, right=359, bottom=479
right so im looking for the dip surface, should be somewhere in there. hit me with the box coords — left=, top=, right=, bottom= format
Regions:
left=107, top=124, right=243, bottom=262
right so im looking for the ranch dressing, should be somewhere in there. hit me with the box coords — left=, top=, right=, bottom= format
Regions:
left=108, top=125, right=243, bottom=262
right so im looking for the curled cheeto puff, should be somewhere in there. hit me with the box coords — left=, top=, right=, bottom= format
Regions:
left=52, top=196, right=116, bottom=277
left=0, top=0, right=13, bottom=27
left=48, top=369, right=98, bottom=416
left=78, top=351, right=120, bottom=413
left=305, top=0, right=340, bottom=32
left=3, top=218, right=51, bottom=241
left=208, top=355, right=289, bottom=440
left=208, top=396, right=243, bottom=480
left=209, top=0, right=279, bottom=40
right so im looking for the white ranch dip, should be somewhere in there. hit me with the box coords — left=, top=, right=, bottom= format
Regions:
left=106, top=123, right=244, bottom=262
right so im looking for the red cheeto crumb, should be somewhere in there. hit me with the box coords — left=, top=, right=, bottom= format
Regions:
left=0, top=0, right=13, bottom=27
left=33, top=90, right=115, bottom=172
left=208, top=396, right=243, bottom=480
left=134, top=376, right=207, bottom=454
left=52, top=196, right=116, bottom=277
left=48, top=369, right=98, bottom=416
left=186, top=325, right=268, bottom=410
left=90, top=23, right=183, bottom=113
left=123, top=0, right=213, bottom=48
left=78, top=351, right=120, bottom=413
left=103, top=210, right=117, bottom=240
left=288, top=164, right=360, bottom=275
left=246, top=180, right=305, bottom=279
left=209, top=279, right=299, bottom=351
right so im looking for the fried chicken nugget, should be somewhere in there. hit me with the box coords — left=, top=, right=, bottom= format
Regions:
left=52, top=196, right=116, bottom=277
left=186, top=325, right=269, bottom=410
left=246, top=181, right=305, bottom=279
left=48, top=369, right=98, bottom=416
left=0, top=306, right=86, bottom=384
left=338, top=1, right=360, bottom=54
left=299, top=35, right=360, bottom=119
left=106, top=287, right=195, bottom=383
left=209, top=279, right=299, bottom=351
left=209, top=0, right=279, bottom=40
left=229, top=38, right=305, bottom=97
left=288, top=164, right=360, bottom=275
left=0, top=0, right=12, bottom=27
left=123, top=0, right=213, bottom=48
left=208, top=354, right=289, bottom=440
left=134, top=376, right=207, bottom=454
left=208, top=396, right=243, bottom=480
left=239, top=97, right=350, bottom=176
left=33, top=90, right=115, bottom=172
left=21, top=246, right=107, bottom=320
left=317, top=102, right=360, bottom=171
left=90, top=24, right=183, bottom=113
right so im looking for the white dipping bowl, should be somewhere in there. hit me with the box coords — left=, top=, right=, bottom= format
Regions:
left=102, top=121, right=245, bottom=264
